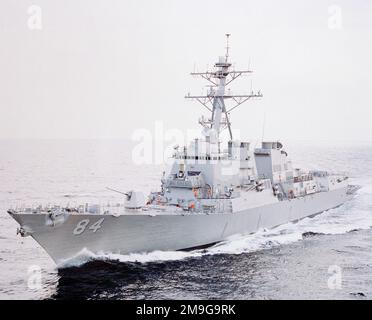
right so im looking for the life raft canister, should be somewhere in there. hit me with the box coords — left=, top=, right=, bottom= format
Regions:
left=193, top=188, right=199, bottom=198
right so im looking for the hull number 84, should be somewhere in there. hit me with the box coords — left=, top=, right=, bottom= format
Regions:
left=73, top=218, right=105, bottom=235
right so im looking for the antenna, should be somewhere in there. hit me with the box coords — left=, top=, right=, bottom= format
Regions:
left=225, top=33, right=231, bottom=62
left=261, top=112, right=266, bottom=143
left=185, top=34, right=263, bottom=141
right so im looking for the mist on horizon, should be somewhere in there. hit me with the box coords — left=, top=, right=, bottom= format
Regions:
left=1, top=0, right=371, bottom=142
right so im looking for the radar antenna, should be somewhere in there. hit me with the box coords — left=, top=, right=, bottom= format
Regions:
left=185, top=34, right=263, bottom=141
left=225, top=33, right=230, bottom=63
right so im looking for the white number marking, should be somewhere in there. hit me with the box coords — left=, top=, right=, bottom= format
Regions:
left=73, top=219, right=90, bottom=235
left=88, top=218, right=104, bottom=233
left=73, top=218, right=105, bottom=235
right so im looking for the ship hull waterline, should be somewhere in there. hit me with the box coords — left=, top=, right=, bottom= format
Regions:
left=10, top=186, right=351, bottom=265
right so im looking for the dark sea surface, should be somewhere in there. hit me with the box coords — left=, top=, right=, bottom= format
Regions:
left=1, top=139, right=372, bottom=300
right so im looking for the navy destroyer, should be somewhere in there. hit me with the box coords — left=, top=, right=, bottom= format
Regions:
left=8, top=35, right=358, bottom=265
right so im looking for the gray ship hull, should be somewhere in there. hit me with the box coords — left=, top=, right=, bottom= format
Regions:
left=10, top=185, right=351, bottom=265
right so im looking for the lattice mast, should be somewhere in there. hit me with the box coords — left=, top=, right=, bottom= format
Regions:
left=185, top=34, right=262, bottom=142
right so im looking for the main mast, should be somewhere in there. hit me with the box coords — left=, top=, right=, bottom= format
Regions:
left=185, top=34, right=262, bottom=144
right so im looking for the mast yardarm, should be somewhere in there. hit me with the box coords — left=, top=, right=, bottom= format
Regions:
left=185, top=34, right=263, bottom=142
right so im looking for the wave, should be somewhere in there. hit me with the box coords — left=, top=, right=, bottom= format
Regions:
left=58, top=248, right=204, bottom=269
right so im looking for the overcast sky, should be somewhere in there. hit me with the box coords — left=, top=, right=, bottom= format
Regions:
left=1, top=0, right=372, bottom=142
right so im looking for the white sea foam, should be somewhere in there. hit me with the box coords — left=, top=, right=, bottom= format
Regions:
left=58, top=248, right=204, bottom=268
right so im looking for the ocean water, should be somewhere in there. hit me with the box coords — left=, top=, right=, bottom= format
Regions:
left=1, top=139, right=372, bottom=300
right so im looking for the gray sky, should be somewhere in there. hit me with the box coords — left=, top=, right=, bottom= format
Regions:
left=1, top=0, right=372, bottom=142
